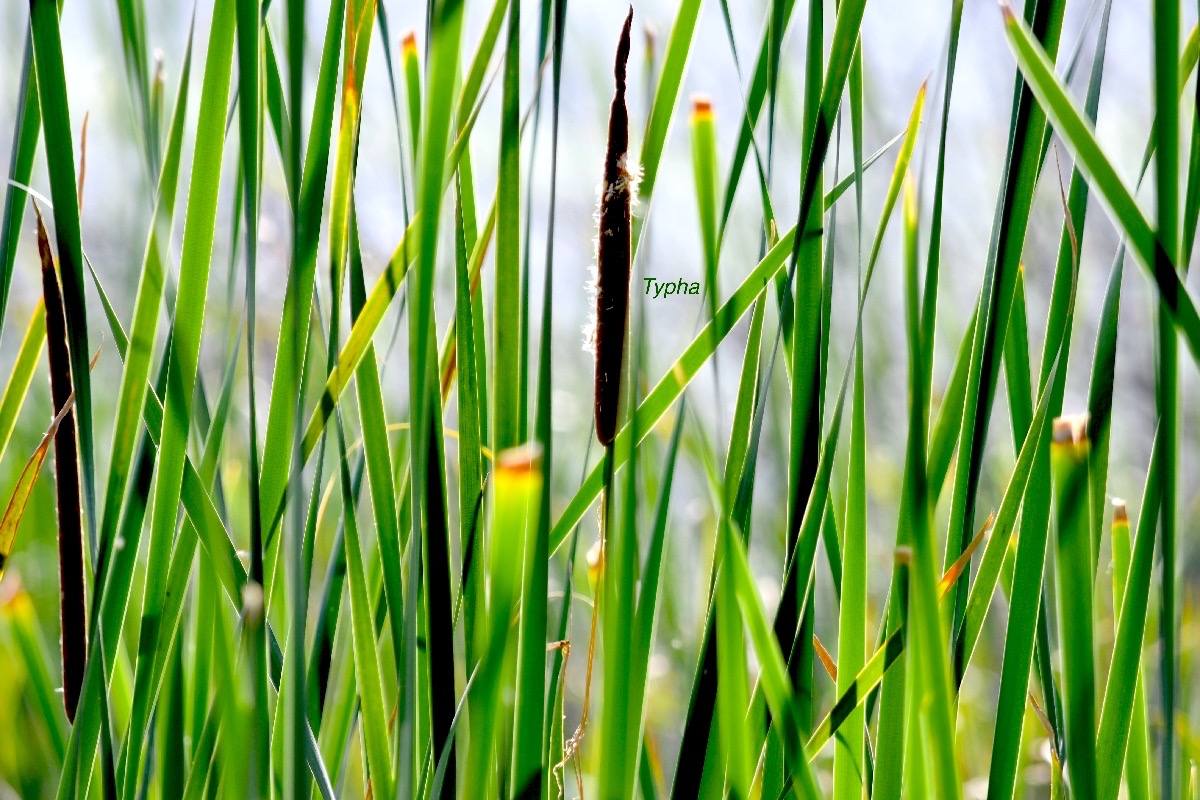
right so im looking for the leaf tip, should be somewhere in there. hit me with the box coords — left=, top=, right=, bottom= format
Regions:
left=1052, top=413, right=1089, bottom=446
left=1112, top=498, right=1128, bottom=525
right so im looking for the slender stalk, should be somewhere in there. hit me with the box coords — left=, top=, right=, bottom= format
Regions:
left=1050, top=415, right=1096, bottom=799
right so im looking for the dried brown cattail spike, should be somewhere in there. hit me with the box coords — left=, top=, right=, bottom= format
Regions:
left=593, top=5, right=635, bottom=447
left=34, top=203, right=86, bottom=723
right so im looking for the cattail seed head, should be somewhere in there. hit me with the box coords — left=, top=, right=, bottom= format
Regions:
left=589, top=6, right=637, bottom=447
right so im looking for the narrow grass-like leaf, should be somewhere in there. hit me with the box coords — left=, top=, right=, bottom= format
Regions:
left=898, top=177, right=959, bottom=798
left=349, top=259, right=405, bottom=679
left=779, top=0, right=824, bottom=678
left=920, top=0, right=964, bottom=387
left=30, top=0, right=95, bottom=535
left=717, top=0, right=796, bottom=235
left=0, top=301, right=46, bottom=466
left=493, top=0, right=521, bottom=451
left=1050, top=416, right=1096, bottom=798
left=0, top=379, right=77, bottom=582
left=716, top=520, right=753, bottom=799
left=1095, top=470, right=1160, bottom=800
left=724, top=520, right=820, bottom=798
left=1151, top=0, right=1181, bottom=792
left=625, top=408, right=682, bottom=795
left=691, top=95, right=720, bottom=345
left=0, top=29, right=40, bottom=333
left=724, top=298, right=765, bottom=526
left=406, top=27, right=464, bottom=780
left=926, top=308, right=973, bottom=503
left=452, top=177, right=486, bottom=673
left=1083, top=243, right=1121, bottom=522
left=158, top=614, right=187, bottom=799
left=638, top=0, right=701, bottom=207
left=464, top=446, right=541, bottom=794
left=401, top=5, right=465, bottom=788
left=834, top=261, right=867, bottom=800
left=422, top=391, right=458, bottom=798
left=456, top=0, right=509, bottom=135
left=334, top=415, right=394, bottom=800
left=232, top=0, right=278, bottom=793
left=510, top=1, right=566, bottom=788
left=534, top=3, right=569, bottom=789
left=402, top=31, right=421, bottom=154
left=112, top=0, right=153, bottom=173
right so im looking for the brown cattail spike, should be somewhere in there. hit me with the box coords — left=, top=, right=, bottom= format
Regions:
left=34, top=204, right=86, bottom=723
left=593, top=6, right=635, bottom=447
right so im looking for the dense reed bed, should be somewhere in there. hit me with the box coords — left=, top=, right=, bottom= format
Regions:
left=0, top=0, right=1197, bottom=797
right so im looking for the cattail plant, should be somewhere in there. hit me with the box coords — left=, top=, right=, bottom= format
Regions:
left=589, top=5, right=636, bottom=449
left=34, top=205, right=85, bottom=724
left=568, top=7, right=637, bottom=790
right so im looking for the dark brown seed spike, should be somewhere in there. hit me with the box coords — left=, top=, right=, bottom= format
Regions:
left=593, top=6, right=635, bottom=447
left=34, top=203, right=86, bottom=723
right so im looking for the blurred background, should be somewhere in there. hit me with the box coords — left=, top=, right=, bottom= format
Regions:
left=0, top=0, right=1197, bottom=795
